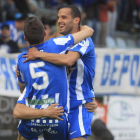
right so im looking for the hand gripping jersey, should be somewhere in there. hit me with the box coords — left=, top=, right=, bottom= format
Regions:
left=17, top=34, right=74, bottom=139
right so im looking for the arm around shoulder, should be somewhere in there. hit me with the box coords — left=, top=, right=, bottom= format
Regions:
left=72, top=25, right=94, bottom=44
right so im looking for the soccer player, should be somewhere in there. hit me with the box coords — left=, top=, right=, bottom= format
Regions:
left=14, top=16, right=94, bottom=140
left=16, top=5, right=97, bottom=140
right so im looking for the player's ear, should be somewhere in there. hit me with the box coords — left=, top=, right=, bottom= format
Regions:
left=74, top=17, right=80, bottom=25
left=24, top=36, right=28, bottom=41
left=44, top=31, right=46, bottom=37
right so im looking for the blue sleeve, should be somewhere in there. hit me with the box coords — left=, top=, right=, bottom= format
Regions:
left=48, top=34, right=74, bottom=53
left=17, top=95, right=26, bottom=104
left=68, top=38, right=92, bottom=56
left=17, top=54, right=25, bottom=84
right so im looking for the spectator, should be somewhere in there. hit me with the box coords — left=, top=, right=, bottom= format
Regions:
left=14, top=13, right=29, bottom=52
left=1, top=13, right=29, bottom=52
left=0, top=24, right=19, bottom=53
left=117, top=0, right=135, bottom=32
left=91, top=118, right=114, bottom=140
left=0, top=0, right=4, bottom=22
left=84, top=0, right=100, bottom=43
left=41, top=16, right=53, bottom=41
left=135, top=0, right=140, bottom=24
left=41, top=16, right=61, bottom=40
left=108, top=0, right=118, bottom=36
left=26, top=0, right=38, bottom=14
left=98, top=0, right=116, bottom=47
left=13, top=0, right=30, bottom=15
left=4, top=0, right=17, bottom=21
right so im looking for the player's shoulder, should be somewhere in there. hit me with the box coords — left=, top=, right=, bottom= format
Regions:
left=18, top=51, right=27, bottom=61
left=78, top=37, right=94, bottom=47
left=86, top=37, right=95, bottom=47
left=52, top=34, right=73, bottom=45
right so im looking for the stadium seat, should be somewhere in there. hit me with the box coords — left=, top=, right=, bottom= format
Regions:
left=126, top=39, right=137, bottom=48
left=137, top=39, right=140, bottom=48
left=115, top=37, right=127, bottom=48
left=106, top=36, right=116, bottom=48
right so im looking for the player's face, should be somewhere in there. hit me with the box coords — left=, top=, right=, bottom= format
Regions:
left=57, top=8, right=75, bottom=35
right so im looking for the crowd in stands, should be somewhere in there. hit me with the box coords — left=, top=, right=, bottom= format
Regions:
left=0, top=0, right=140, bottom=54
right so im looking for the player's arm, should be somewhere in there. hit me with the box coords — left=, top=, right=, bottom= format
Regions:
left=24, top=49, right=80, bottom=66
left=30, top=26, right=93, bottom=66
left=17, top=63, right=25, bottom=93
left=40, top=51, right=80, bottom=66
left=18, top=81, right=25, bottom=93
left=13, top=103, right=64, bottom=120
left=72, top=25, right=94, bottom=44
left=22, top=25, right=93, bottom=63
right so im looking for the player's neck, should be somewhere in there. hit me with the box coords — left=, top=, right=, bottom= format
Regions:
left=30, top=41, right=44, bottom=46
left=70, top=27, right=80, bottom=34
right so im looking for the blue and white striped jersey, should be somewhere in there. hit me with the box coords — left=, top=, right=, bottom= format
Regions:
left=17, top=34, right=74, bottom=112
left=67, top=37, right=96, bottom=108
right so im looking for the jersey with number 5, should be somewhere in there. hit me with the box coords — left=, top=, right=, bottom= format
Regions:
left=17, top=34, right=74, bottom=112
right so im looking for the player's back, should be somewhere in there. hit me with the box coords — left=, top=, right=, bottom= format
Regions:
left=18, top=42, right=68, bottom=111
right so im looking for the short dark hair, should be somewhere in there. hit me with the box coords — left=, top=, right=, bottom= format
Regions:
left=58, top=5, right=81, bottom=26
left=1, top=24, right=10, bottom=30
left=24, top=17, right=45, bottom=45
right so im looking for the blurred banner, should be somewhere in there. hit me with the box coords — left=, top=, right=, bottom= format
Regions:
left=0, top=53, right=19, bottom=139
left=0, top=48, right=140, bottom=97
left=0, top=96, right=19, bottom=140
left=94, top=48, right=140, bottom=95
left=0, top=53, right=20, bottom=97
left=107, top=96, right=140, bottom=140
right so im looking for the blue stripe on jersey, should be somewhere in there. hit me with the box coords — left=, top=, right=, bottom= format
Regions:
left=68, top=37, right=96, bottom=102
left=17, top=34, right=74, bottom=112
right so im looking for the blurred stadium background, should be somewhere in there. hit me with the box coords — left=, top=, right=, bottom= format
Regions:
left=0, top=0, right=140, bottom=140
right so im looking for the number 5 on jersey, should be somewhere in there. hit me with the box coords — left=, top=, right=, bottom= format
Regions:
left=29, top=62, right=49, bottom=90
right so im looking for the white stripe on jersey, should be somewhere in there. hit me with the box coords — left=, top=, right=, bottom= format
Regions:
left=18, top=88, right=26, bottom=101
left=55, top=93, right=60, bottom=103
left=68, top=38, right=89, bottom=54
left=41, top=94, right=49, bottom=109
left=25, top=98, right=29, bottom=107
left=76, top=59, right=85, bottom=100
left=20, top=71, right=25, bottom=82
left=67, top=81, right=70, bottom=113
left=38, top=133, right=44, bottom=140
left=80, top=38, right=89, bottom=54
left=78, top=105, right=86, bottom=135
left=18, top=120, right=21, bottom=127
left=53, top=35, right=71, bottom=45
left=69, top=43, right=79, bottom=50
left=60, top=46, right=72, bottom=54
